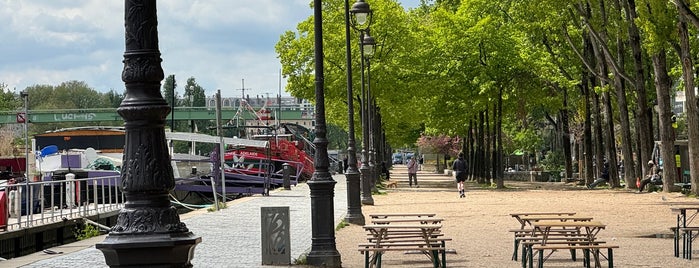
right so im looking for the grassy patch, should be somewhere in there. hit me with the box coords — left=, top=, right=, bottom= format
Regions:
left=74, top=224, right=101, bottom=240
left=335, top=219, right=349, bottom=231
left=293, top=254, right=307, bottom=265
left=207, top=201, right=228, bottom=212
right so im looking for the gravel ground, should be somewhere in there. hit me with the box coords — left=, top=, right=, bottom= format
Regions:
left=332, top=166, right=698, bottom=268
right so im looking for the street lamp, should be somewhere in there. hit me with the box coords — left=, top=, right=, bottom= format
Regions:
left=305, top=0, right=341, bottom=266
left=342, top=0, right=370, bottom=226
left=359, top=30, right=376, bottom=205
left=96, top=1, right=200, bottom=266
left=364, top=33, right=379, bottom=192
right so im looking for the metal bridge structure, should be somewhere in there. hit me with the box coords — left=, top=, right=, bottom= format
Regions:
left=0, top=107, right=306, bottom=124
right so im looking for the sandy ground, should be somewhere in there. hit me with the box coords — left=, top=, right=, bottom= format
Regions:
left=332, top=165, right=699, bottom=268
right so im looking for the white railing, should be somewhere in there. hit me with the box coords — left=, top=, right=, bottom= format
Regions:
left=2, top=175, right=124, bottom=231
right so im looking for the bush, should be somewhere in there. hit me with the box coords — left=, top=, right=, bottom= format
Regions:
left=75, top=224, right=101, bottom=240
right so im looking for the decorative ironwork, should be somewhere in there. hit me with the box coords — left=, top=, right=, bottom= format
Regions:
left=96, top=1, right=200, bottom=266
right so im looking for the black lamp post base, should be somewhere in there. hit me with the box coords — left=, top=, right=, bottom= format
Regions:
left=97, top=232, right=201, bottom=267
left=345, top=213, right=366, bottom=225
left=345, top=171, right=365, bottom=225
left=306, top=250, right=342, bottom=267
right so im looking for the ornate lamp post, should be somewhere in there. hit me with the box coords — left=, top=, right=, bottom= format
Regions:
left=365, top=41, right=379, bottom=191
left=343, top=0, right=371, bottom=226
left=306, top=0, right=341, bottom=266
left=359, top=30, right=376, bottom=205
left=96, top=1, right=201, bottom=266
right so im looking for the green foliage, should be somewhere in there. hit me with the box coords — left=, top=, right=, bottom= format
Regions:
left=539, top=150, right=564, bottom=172
left=207, top=201, right=228, bottom=212
left=0, top=83, right=19, bottom=111
left=293, top=254, right=308, bottom=265
left=74, top=224, right=101, bottom=240
left=335, top=219, right=349, bottom=231
left=162, top=74, right=178, bottom=108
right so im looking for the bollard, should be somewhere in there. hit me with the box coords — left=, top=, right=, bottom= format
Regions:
left=65, top=173, right=75, bottom=208
left=261, top=206, right=290, bottom=265
left=282, top=163, right=291, bottom=190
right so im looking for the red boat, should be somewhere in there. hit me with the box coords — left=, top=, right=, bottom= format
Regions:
left=224, top=132, right=314, bottom=181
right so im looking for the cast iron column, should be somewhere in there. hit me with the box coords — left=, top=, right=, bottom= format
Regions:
left=96, top=1, right=201, bottom=267
left=358, top=30, right=374, bottom=205
left=343, top=0, right=365, bottom=226
left=366, top=56, right=378, bottom=191
left=306, top=0, right=341, bottom=266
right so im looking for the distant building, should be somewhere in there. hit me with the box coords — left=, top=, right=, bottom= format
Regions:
left=205, top=95, right=315, bottom=137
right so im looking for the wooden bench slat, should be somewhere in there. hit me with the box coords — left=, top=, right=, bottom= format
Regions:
left=532, top=244, right=618, bottom=250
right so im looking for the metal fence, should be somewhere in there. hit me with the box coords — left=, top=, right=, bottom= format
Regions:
left=2, top=175, right=124, bottom=231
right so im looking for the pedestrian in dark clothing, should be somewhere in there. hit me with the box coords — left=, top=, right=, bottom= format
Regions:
left=407, top=157, right=418, bottom=187
left=452, top=153, right=468, bottom=198
left=587, top=160, right=610, bottom=189
left=381, top=161, right=390, bottom=180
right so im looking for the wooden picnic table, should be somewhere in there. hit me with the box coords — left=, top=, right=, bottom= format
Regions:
left=361, top=223, right=446, bottom=267
left=369, top=213, right=437, bottom=219
left=517, top=215, right=594, bottom=229
left=532, top=220, right=606, bottom=245
left=371, top=217, right=444, bottom=225
left=510, top=212, right=577, bottom=229
left=670, top=203, right=699, bottom=259
left=525, top=221, right=609, bottom=268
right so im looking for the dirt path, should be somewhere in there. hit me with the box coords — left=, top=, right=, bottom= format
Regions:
left=333, top=165, right=697, bottom=267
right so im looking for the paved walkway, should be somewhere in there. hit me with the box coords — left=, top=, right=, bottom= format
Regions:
left=5, top=173, right=349, bottom=267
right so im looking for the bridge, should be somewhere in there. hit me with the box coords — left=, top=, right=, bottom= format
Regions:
left=0, top=107, right=306, bottom=124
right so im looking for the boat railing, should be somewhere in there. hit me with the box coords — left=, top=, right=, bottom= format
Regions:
left=1, top=174, right=124, bottom=232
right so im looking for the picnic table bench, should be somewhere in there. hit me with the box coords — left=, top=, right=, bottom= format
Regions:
left=370, top=213, right=437, bottom=219
left=530, top=244, right=619, bottom=268
left=372, top=217, right=444, bottom=225
left=510, top=212, right=577, bottom=229
left=671, top=204, right=699, bottom=259
left=359, top=220, right=449, bottom=268
left=519, top=220, right=612, bottom=268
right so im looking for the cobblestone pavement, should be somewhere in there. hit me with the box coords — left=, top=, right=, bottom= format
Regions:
left=12, top=174, right=348, bottom=268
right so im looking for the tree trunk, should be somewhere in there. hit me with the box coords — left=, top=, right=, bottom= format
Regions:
left=651, top=50, right=678, bottom=192
left=678, top=15, right=699, bottom=195
left=496, top=86, right=505, bottom=189
left=624, top=0, right=653, bottom=177
left=485, top=108, right=492, bottom=184
left=561, top=87, right=573, bottom=180
left=613, top=34, right=637, bottom=188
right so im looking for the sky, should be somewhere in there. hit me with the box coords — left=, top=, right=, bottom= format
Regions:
left=0, top=0, right=421, bottom=99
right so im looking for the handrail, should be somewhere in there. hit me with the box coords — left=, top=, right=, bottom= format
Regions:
left=1, top=175, right=124, bottom=232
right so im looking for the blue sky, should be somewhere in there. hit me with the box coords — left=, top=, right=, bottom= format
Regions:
left=0, top=0, right=421, bottom=99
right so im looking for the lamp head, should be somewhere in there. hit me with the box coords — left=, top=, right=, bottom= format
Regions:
left=362, top=33, right=376, bottom=57
left=350, top=0, right=372, bottom=30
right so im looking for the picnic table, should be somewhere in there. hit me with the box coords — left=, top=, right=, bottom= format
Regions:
left=517, top=215, right=594, bottom=229
left=360, top=214, right=450, bottom=268
left=523, top=220, right=615, bottom=268
left=371, top=217, right=444, bottom=225
left=369, top=213, right=437, bottom=219
left=510, top=212, right=577, bottom=229
left=670, top=204, right=699, bottom=259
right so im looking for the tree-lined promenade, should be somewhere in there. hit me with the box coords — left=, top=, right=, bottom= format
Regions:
left=277, top=0, right=699, bottom=195
left=3, top=0, right=699, bottom=195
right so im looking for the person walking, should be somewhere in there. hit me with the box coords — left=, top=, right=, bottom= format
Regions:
left=452, top=153, right=468, bottom=198
left=407, top=157, right=418, bottom=188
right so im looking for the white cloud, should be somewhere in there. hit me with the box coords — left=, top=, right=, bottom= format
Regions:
left=0, top=0, right=418, bottom=99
